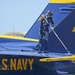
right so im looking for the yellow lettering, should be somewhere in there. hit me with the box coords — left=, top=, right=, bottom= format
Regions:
left=72, top=27, right=75, bottom=32
left=28, top=59, right=34, bottom=70
left=10, top=59, right=16, bottom=70
left=17, top=59, right=22, bottom=70
left=2, top=59, right=8, bottom=70
left=3, top=58, right=34, bottom=70
left=22, top=59, right=27, bottom=70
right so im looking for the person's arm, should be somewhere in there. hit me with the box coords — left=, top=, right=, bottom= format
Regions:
left=50, top=17, right=54, bottom=30
left=38, top=15, right=45, bottom=22
left=38, top=17, right=43, bottom=22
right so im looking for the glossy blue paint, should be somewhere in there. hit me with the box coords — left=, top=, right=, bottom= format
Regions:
left=0, top=3, right=75, bottom=75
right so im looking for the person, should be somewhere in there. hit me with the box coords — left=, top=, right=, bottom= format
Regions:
left=38, top=10, right=54, bottom=53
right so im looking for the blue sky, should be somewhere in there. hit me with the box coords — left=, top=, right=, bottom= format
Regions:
left=0, top=0, right=49, bottom=34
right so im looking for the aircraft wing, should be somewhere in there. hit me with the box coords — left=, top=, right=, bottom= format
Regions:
left=0, top=1, right=75, bottom=56
left=0, top=35, right=38, bottom=51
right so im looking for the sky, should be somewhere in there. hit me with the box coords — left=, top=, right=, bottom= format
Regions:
left=0, top=0, right=49, bottom=34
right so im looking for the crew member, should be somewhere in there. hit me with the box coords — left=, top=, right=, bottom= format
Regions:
left=38, top=10, right=54, bottom=53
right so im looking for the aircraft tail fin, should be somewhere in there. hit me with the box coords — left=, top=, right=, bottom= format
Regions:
left=24, top=3, right=70, bottom=39
left=48, top=9, right=75, bottom=53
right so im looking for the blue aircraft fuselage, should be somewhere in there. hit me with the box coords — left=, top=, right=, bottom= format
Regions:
left=0, top=2, right=75, bottom=75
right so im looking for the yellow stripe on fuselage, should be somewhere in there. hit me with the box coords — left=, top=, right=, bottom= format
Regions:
left=50, top=0, right=75, bottom=3
left=39, top=55, right=75, bottom=62
left=0, top=35, right=39, bottom=42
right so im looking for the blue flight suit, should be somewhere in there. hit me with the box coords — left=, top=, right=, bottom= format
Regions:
left=39, top=17, right=54, bottom=52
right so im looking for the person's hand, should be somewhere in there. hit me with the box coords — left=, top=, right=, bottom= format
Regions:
left=50, top=26, right=54, bottom=30
left=43, top=27, right=46, bottom=30
left=42, top=14, right=45, bottom=18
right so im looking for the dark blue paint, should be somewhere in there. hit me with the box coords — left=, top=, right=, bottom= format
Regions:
left=25, top=4, right=72, bottom=39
